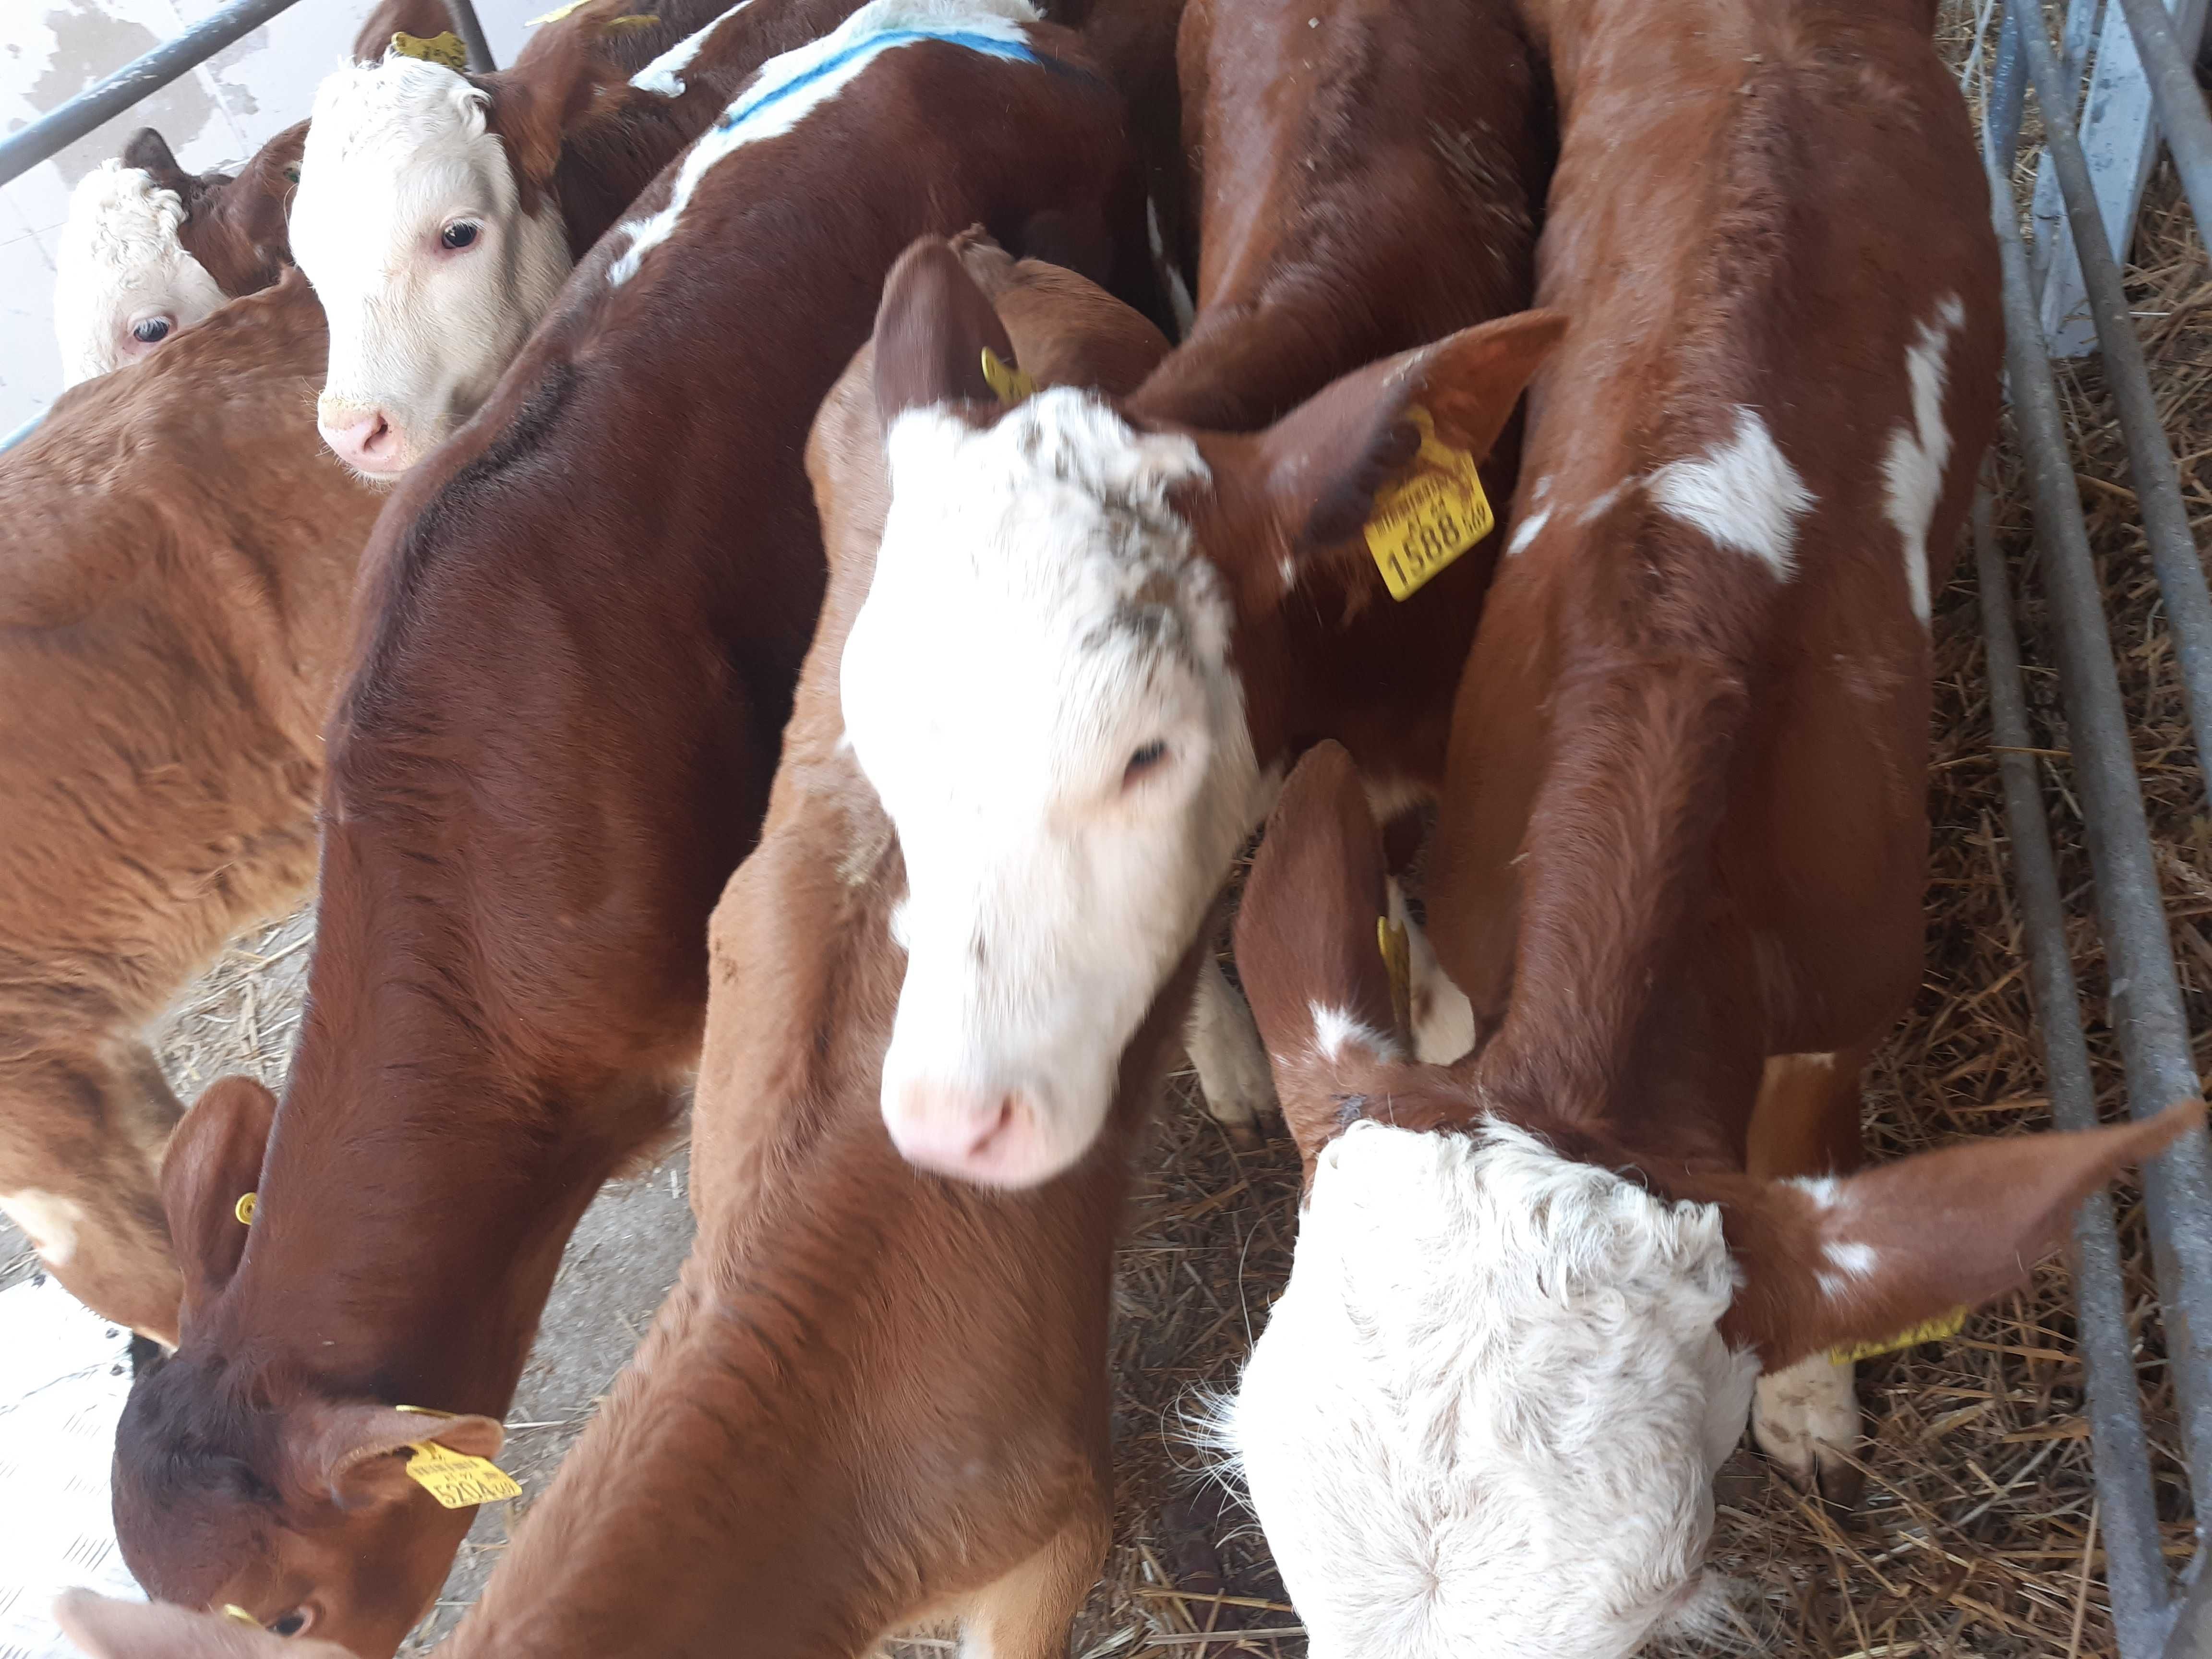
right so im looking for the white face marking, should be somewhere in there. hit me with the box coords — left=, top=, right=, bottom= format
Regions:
left=842, top=390, right=1268, bottom=1187
left=54, top=162, right=228, bottom=385
left=1883, top=294, right=1965, bottom=626
left=627, top=0, right=760, bottom=95
left=1648, top=406, right=1813, bottom=577
left=289, top=54, right=573, bottom=473
left=0, top=1189, right=90, bottom=1267
left=608, top=0, right=1040, bottom=287
left=1505, top=504, right=1551, bottom=557
left=1222, top=1121, right=1758, bottom=1659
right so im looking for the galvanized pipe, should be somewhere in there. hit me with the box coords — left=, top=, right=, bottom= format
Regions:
left=444, top=0, right=499, bottom=73
left=2015, top=0, right=2212, bottom=810
left=1985, top=93, right=2212, bottom=1519
left=2167, top=1554, right=2212, bottom=1659
left=0, top=0, right=312, bottom=189
left=1978, top=489, right=2175, bottom=1659
left=2112, top=0, right=2212, bottom=239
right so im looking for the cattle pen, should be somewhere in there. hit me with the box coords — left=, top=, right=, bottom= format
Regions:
left=1, top=0, right=2210, bottom=1657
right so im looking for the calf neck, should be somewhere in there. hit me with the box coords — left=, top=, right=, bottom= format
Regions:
left=112, top=11, right=1161, bottom=1654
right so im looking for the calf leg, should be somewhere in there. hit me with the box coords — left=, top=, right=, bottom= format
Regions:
left=955, top=1504, right=1111, bottom=1659
left=0, top=1039, right=186, bottom=1343
left=1745, top=1044, right=1872, bottom=1506
left=1184, top=925, right=1274, bottom=1144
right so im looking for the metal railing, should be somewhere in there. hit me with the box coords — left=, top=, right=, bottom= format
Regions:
left=0, top=0, right=494, bottom=190
left=1978, top=0, right=2212, bottom=1652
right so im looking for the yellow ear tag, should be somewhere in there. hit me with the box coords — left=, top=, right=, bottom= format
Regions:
left=526, top=0, right=589, bottom=20
left=1364, top=406, right=1494, bottom=601
left=402, top=1441, right=522, bottom=1509
left=390, top=30, right=469, bottom=71
left=981, top=348, right=1036, bottom=406
left=220, top=1607, right=259, bottom=1628
left=603, top=12, right=662, bottom=30
left=233, top=1191, right=256, bottom=1226
left=1827, top=1305, right=1970, bottom=1366
left=1377, top=915, right=1411, bottom=1034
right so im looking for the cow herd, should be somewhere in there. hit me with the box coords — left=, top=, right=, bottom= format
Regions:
left=5, top=0, right=2203, bottom=1653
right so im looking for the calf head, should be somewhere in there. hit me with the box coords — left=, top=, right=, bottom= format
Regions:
left=112, top=1077, right=500, bottom=1659
left=288, top=32, right=618, bottom=475
left=842, top=244, right=1561, bottom=1186
left=1218, top=744, right=2208, bottom=1659
left=55, top=155, right=229, bottom=384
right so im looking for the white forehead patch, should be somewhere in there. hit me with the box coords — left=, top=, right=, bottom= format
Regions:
left=608, top=0, right=1041, bottom=286
left=1224, top=1119, right=1758, bottom=1659
left=1883, top=293, right=1965, bottom=627
left=1649, top=406, right=1813, bottom=577
left=54, top=162, right=228, bottom=385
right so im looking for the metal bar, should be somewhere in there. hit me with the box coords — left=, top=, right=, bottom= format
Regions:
left=2113, top=0, right=2212, bottom=236
left=1978, top=488, right=2175, bottom=1659
left=1992, top=4, right=2032, bottom=177
left=2168, top=1556, right=2212, bottom=1659
left=444, top=0, right=498, bottom=74
left=0, top=413, right=42, bottom=455
left=0, top=0, right=313, bottom=189
left=1986, top=83, right=2212, bottom=1522
left=2017, top=0, right=2212, bottom=809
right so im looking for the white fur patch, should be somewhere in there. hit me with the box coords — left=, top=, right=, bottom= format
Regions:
left=1883, top=294, right=1965, bottom=626
left=1648, top=407, right=1813, bottom=577
left=1579, top=482, right=1628, bottom=523
left=289, top=53, right=574, bottom=466
left=628, top=0, right=759, bottom=94
left=54, top=162, right=229, bottom=385
left=1816, top=1239, right=1878, bottom=1300
left=1505, top=505, right=1551, bottom=557
left=1223, top=1120, right=1758, bottom=1659
left=609, top=0, right=1039, bottom=286
left=0, top=1189, right=89, bottom=1268
left=843, top=388, right=1267, bottom=1185
left=1309, top=1003, right=1395, bottom=1065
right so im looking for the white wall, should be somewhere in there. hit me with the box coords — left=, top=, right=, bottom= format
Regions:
left=0, top=0, right=548, bottom=436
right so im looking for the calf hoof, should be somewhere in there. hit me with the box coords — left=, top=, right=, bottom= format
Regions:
left=1753, top=1354, right=1864, bottom=1510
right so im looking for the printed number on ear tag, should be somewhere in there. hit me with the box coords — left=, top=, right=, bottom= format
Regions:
left=403, top=1442, right=522, bottom=1509
left=1377, top=916, right=1411, bottom=1035
left=981, top=348, right=1036, bottom=406
left=1827, top=1305, right=1970, bottom=1366
left=389, top=30, right=469, bottom=70
left=234, top=1191, right=256, bottom=1226
left=1364, top=407, right=1494, bottom=601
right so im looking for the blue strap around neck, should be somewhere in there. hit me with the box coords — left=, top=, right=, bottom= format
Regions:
left=714, top=26, right=1044, bottom=134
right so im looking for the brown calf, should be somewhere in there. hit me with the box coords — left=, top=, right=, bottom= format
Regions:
left=110, top=16, right=1162, bottom=1655
left=1199, top=1, right=2193, bottom=1654
left=59, top=231, right=1174, bottom=1659
left=834, top=0, right=1555, bottom=1186
left=0, top=275, right=379, bottom=1344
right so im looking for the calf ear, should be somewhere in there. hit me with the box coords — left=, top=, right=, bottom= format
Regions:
left=122, top=129, right=192, bottom=195
left=160, top=1077, right=276, bottom=1331
left=1197, top=310, right=1564, bottom=608
left=1232, top=743, right=1420, bottom=1166
left=287, top=1400, right=507, bottom=1511
left=481, top=26, right=625, bottom=192
left=53, top=1590, right=348, bottom=1659
left=1720, top=1101, right=2206, bottom=1369
left=872, top=236, right=1019, bottom=432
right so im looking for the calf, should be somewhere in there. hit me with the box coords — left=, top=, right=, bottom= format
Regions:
left=1205, top=0, right=2180, bottom=1651
left=838, top=0, right=1556, bottom=1185
left=288, top=0, right=883, bottom=473
left=1228, top=746, right=2198, bottom=1658
left=61, top=232, right=1170, bottom=1659
left=53, top=0, right=452, bottom=383
left=0, top=275, right=380, bottom=1343
left=109, top=11, right=1160, bottom=1653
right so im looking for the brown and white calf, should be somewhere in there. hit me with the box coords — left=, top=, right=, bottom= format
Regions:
left=59, top=231, right=1175, bottom=1659
left=287, top=0, right=887, bottom=472
left=0, top=275, right=380, bottom=1343
left=837, top=0, right=1556, bottom=1185
left=110, top=12, right=1159, bottom=1654
left=1198, top=0, right=2200, bottom=1653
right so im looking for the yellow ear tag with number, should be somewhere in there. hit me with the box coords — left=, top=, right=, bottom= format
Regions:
left=1364, top=406, right=1494, bottom=601
left=389, top=30, right=469, bottom=71
left=1377, top=915, right=1411, bottom=1034
left=981, top=348, right=1036, bottom=406
left=233, top=1191, right=256, bottom=1226
left=1827, top=1305, right=1969, bottom=1366
left=402, top=1441, right=522, bottom=1509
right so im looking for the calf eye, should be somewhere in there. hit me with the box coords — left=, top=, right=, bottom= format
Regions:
left=269, top=1611, right=310, bottom=1637
left=439, top=221, right=480, bottom=251
left=1122, top=741, right=1168, bottom=787
left=131, top=317, right=171, bottom=343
